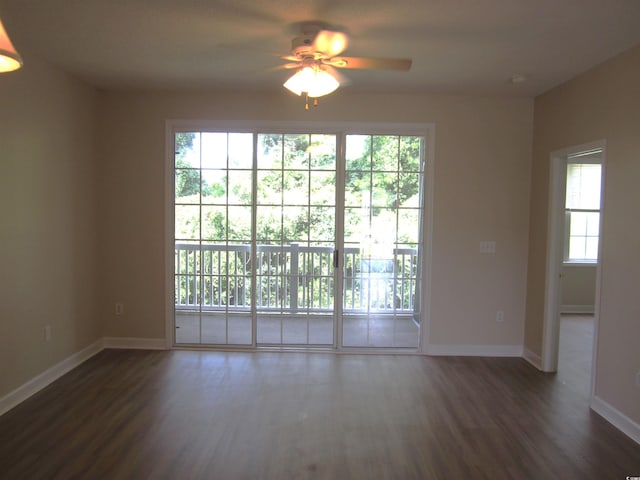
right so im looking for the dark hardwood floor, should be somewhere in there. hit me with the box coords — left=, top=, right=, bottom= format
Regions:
left=1, top=333, right=639, bottom=478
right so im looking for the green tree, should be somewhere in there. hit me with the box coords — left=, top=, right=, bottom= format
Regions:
left=175, top=157, right=201, bottom=197
left=345, top=135, right=421, bottom=208
left=175, top=132, right=198, bottom=198
left=175, top=132, right=195, bottom=154
left=175, top=132, right=216, bottom=198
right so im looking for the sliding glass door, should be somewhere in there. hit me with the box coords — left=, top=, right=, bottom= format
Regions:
left=341, top=135, right=423, bottom=348
left=255, top=133, right=337, bottom=345
left=174, top=132, right=254, bottom=345
left=172, top=127, right=425, bottom=349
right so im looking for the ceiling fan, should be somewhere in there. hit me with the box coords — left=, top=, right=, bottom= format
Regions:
left=280, top=25, right=412, bottom=108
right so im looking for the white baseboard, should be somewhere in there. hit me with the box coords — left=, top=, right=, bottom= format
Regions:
left=0, top=339, right=103, bottom=417
left=425, top=343, right=524, bottom=357
left=103, top=337, right=167, bottom=350
left=523, top=348, right=543, bottom=369
left=591, top=395, right=640, bottom=445
left=560, top=304, right=595, bottom=314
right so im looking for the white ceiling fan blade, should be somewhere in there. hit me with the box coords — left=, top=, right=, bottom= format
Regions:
left=326, top=56, right=412, bottom=71
left=313, top=30, right=348, bottom=57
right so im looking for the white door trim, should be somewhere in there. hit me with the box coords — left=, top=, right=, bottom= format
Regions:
left=541, top=139, right=605, bottom=400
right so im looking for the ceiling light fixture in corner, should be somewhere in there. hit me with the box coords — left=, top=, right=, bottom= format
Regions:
left=510, top=73, right=527, bottom=84
left=0, top=16, right=23, bottom=73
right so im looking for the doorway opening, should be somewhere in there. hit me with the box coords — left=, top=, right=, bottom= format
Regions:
left=543, top=141, right=605, bottom=398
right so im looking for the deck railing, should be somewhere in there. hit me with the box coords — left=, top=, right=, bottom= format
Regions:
left=175, top=243, right=419, bottom=314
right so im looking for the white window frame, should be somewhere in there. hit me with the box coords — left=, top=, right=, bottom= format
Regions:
left=563, top=151, right=603, bottom=266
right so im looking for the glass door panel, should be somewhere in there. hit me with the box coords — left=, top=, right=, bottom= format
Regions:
left=174, top=132, right=254, bottom=345
left=255, top=133, right=337, bottom=346
left=342, top=134, right=423, bottom=348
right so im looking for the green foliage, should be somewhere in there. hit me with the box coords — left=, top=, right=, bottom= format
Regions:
left=344, top=135, right=422, bottom=246
left=175, top=159, right=201, bottom=197
left=175, top=133, right=199, bottom=197
left=175, top=132, right=195, bottom=154
left=175, top=132, right=421, bottom=245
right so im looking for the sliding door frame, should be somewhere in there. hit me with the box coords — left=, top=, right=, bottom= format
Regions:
left=165, top=120, right=435, bottom=353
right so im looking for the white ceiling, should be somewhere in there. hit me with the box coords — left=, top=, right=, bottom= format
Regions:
left=2, top=0, right=640, bottom=97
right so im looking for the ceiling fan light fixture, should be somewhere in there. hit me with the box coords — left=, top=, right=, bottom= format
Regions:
left=0, top=17, right=23, bottom=73
left=283, top=66, right=339, bottom=98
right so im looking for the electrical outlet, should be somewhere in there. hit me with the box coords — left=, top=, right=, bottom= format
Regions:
left=496, top=310, right=504, bottom=322
left=44, top=325, right=51, bottom=342
left=115, top=302, right=124, bottom=316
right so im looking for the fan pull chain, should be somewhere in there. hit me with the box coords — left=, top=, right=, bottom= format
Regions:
left=303, top=93, right=320, bottom=110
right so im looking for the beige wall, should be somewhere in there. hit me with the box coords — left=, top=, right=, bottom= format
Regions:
left=97, top=91, right=533, bottom=349
left=0, top=52, right=100, bottom=398
left=561, top=265, right=596, bottom=312
left=526, top=44, right=640, bottom=423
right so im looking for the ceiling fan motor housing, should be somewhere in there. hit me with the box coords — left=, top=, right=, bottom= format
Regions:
left=291, top=34, right=318, bottom=59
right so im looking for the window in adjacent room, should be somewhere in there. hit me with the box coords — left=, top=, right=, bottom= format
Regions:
left=564, top=152, right=602, bottom=263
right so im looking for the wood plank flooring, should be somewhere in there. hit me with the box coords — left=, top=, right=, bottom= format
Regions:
left=557, top=314, right=595, bottom=398
left=1, top=340, right=639, bottom=478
